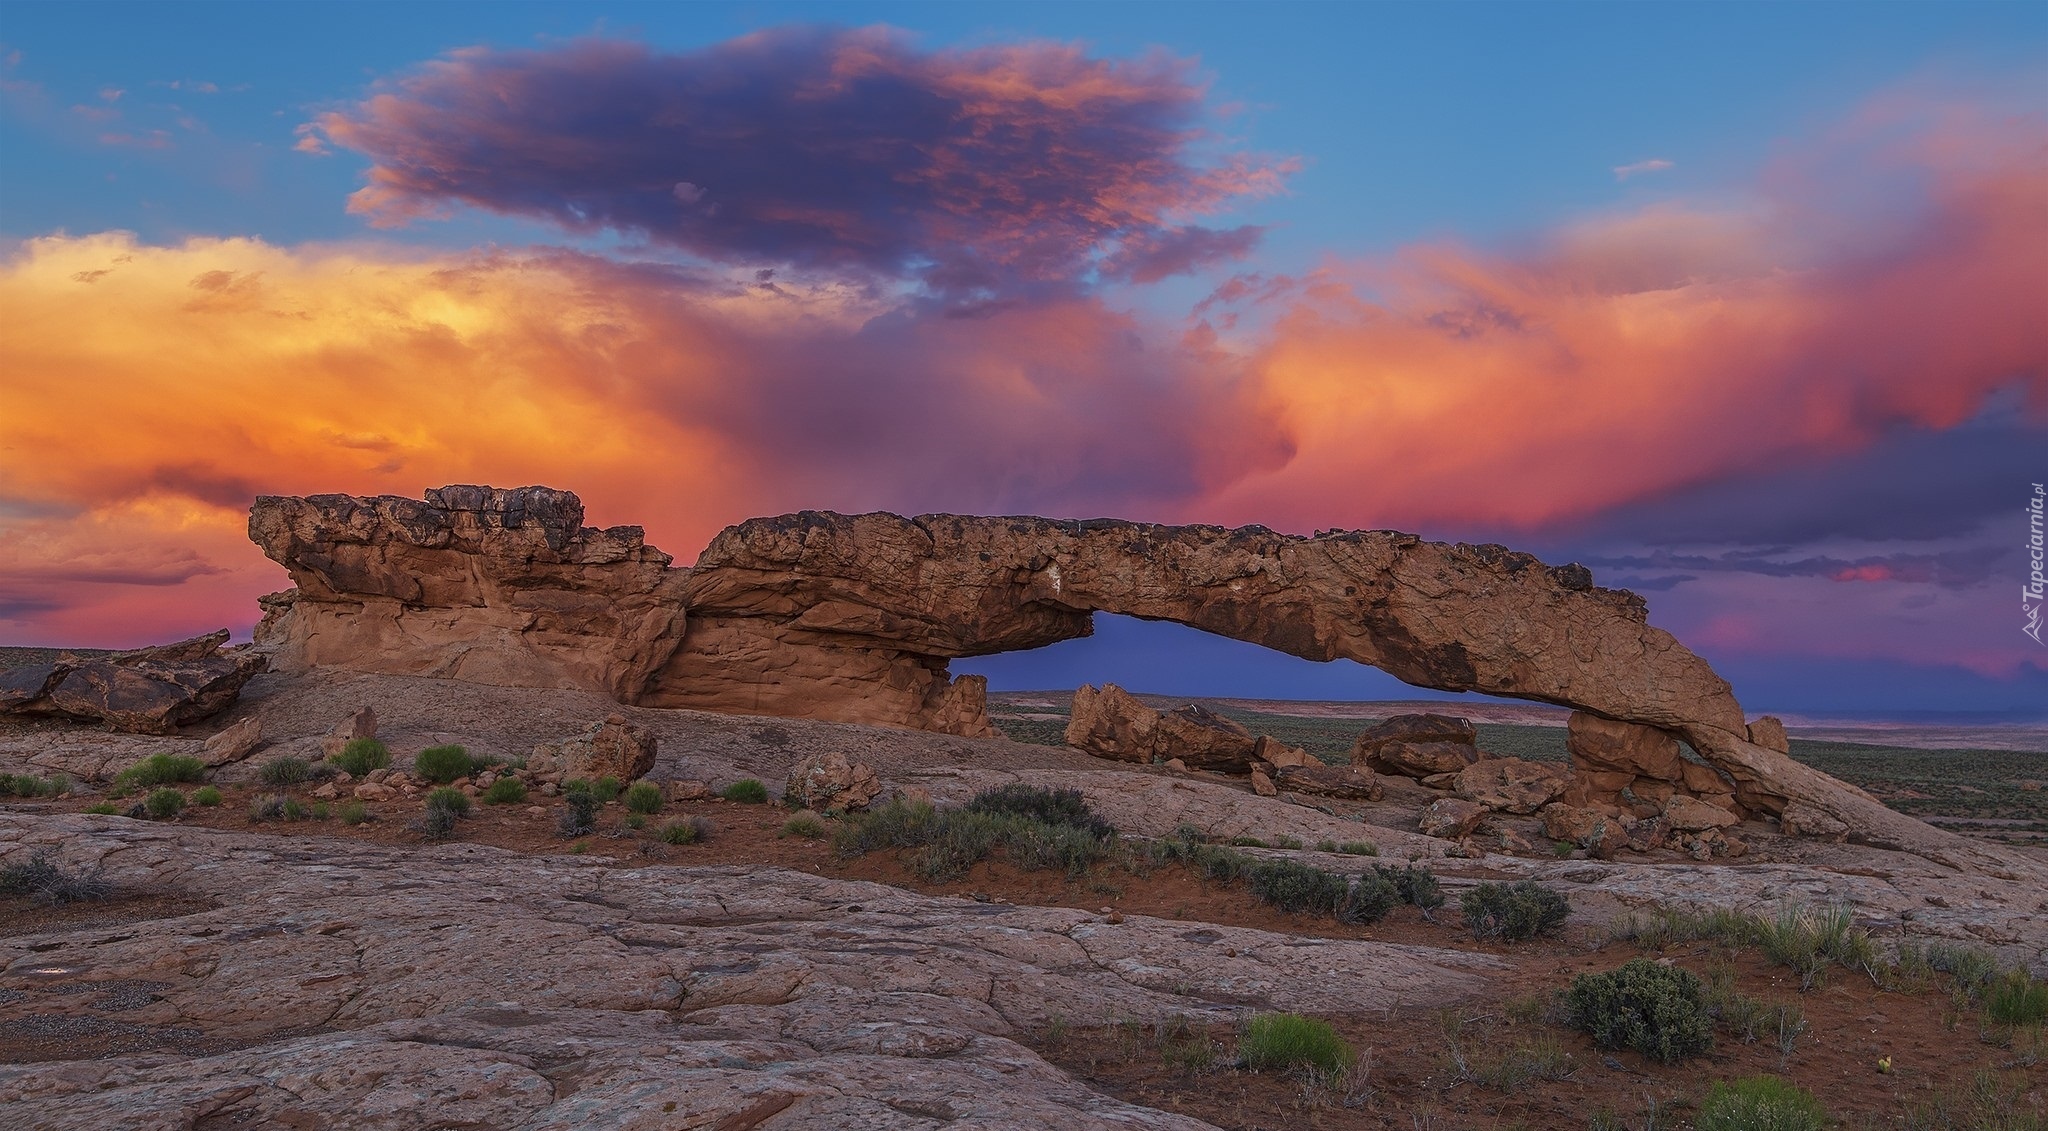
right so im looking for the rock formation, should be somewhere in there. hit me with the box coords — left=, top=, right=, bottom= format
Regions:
left=785, top=751, right=883, bottom=812
left=527, top=715, right=657, bottom=783
left=1355, top=713, right=1483, bottom=778
left=241, top=488, right=1999, bottom=868
left=249, top=486, right=689, bottom=702
left=1063, top=684, right=1262, bottom=772
left=0, top=631, right=261, bottom=735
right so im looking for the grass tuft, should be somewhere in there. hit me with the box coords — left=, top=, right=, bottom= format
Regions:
left=1695, top=1075, right=1827, bottom=1131
left=483, top=777, right=527, bottom=805
left=114, top=753, right=205, bottom=792
left=329, top=738, right=391, bottom=777
left=1239, top=1012, right=1353, bottom=1078
left=624, top=781, right=663, bottom=814
left=414, top=744, right=475, bottom=784
left=720, top=778, right=769, bottom=804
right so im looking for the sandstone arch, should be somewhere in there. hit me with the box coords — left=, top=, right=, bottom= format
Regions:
left=249, top=487, right=2011, bottom=870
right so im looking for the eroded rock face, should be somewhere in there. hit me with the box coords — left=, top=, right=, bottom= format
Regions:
left=1272, top=763, right=1383, bottom=801
left=1455, top=758, right=1570, bottom=815
left=1419, top=797, right=1488, bottom=839
left=249, top=486, right=690, bottom=703
left=0, top=632, right=262, bottom=735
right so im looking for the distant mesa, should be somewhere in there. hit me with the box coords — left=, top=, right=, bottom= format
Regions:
left=8, top=482, right=1965, bottom=867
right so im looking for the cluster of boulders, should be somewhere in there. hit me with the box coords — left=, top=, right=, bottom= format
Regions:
left=0, top=630, right=263, bottom=735
left=1353, top=710, right=1756, bottom=860
left=1064, top=683, right=1381, bottom=801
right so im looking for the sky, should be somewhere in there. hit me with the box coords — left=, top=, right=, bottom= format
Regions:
left=2, top=1, right=2044, bottom=718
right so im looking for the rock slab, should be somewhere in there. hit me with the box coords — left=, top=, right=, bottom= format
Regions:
left=0, top=631, right=262, bottom=735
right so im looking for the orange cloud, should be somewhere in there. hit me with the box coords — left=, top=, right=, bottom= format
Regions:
left=1207, top=100, right=2046, bottom=535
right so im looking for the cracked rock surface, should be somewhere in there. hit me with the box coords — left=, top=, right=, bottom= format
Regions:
left=0, top=814, right=1501, bottom=1130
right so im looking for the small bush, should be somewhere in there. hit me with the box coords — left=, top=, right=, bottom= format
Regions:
left=1228, top=836, right=1269, bottom=849
left=425, top=786, right=472, bottom=818
left=624, top=781, right=663, bottom=814
left=259, top=756, right=313, bottom=787
left=833, top=798, right=937, bottom=856
left=1239, top=1012, right=1354, bottom=1077
left=1985, top=971, right=2048, bottom=1027
left=311, top=801, right=330, bottom=820
left=414, top=744, right=474, bottom=784
left=1246, top=860, right=1397, bottom=924
left=558, top=785, right=601, bottom=838
left=659, top=817, right=709, bottom=845
left=340, top=801, right=367, bottom=826
left=1373, top=863, right=1446, bottom=912
left=1462, top=880, right=1569, bottom=941
left=592, top=775, right=624, bottom=802
left=191, top=785, right=222, bottom=806
left=84, top=801, right=119, bottom=815
left=720, top=778, right=769, bottom=804
left=115, top=753, right=205, bottom=791
left=965, top=784, right=1115, bottom=838
left=1274, top=834, right=1305, bottom=850
left=781, top=812, right=828, bottom=839
left=1694, top=1075, right=1827, bottom=1131
left=483, top=777, right=528, bottom=804
left=1567, top=958, right=1713, bottom=1064
left=329, top=738, right=391, bottom=777
left=623, top=813, right=646, bottom=830
left=11, top=773, right=63, bottom=798
left=281, top=797, right=308, bottom=820
left=247, top=792, right=290, bottom=822
left=416, top=805, right=457, bottom=840
left=0, top=850, right=111, bottom=904
left=1337, top=841, right=1379, bottom=857
left=143, top=788, right=185, bottom=819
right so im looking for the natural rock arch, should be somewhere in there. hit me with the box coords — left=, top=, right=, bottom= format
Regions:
left=248, top=487, right=2007, bottom=869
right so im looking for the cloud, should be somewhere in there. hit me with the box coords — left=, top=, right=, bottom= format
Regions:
left=1580, top=546, right=2009, bottom=590
left=307, top=29, right=1288, bottom=293
left=1205, top=94, right=2046, bottom=540
left=1611, top=158, right=1673, bottom=180
left=0, top=230, right=1286, bottom=644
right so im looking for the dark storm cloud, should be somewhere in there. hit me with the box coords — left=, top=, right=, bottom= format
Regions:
left=312, top=29, right=1287, bottom=293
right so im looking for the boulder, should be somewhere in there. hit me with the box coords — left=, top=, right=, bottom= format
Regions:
left=529, top=715, right=657, bottom=783
left=1779, top=802, right=1850, bottom=842
left=199, top=717, right=264, bottom=766
left=1418, top=798, right=1488, bottom=839
left=1356, top=713, right=1478, bottom=751
left=1249, top=767, right=1277, bottom=797
left=784, top=753, right=883, bottom=812
left=1365, top=740, right=1479, bottom=779
left=1747, top=716, right=1791, bottom=754
left=1272, top=763, right=1383, bottom=801
left=1663, top=795, right=1740, bottom=832
left=0, top=631, right=263, bottom=735
left=1566, top=712, right=1685, bottom=782
left=1539, top=803, right=1626, bottom=859
left=665, top=779, right=713, bottom=803
left=1063, top=685, right=1259, bottom=772
left=1252, top=736, right=1318, bottom=770
left=321, top=707, right=378, bottom=759
left=1455, top=758, right=1570, bottom=815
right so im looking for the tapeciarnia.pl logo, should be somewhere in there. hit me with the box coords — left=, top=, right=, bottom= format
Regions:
left=2026, top=482, right=2046, bottom=646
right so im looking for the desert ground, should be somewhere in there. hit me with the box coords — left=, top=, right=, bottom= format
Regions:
left=3, top=654, right=2044, bottom=1130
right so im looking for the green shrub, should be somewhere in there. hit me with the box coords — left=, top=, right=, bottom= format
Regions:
left=1985, top=971, right=2048, bottom=1027
left=1373, top=863, right=1446, bottom=912
left=0, top=850, right=110, bottom=904
left=659, top=817, right=709, bottom=845
left=143, top=788, right=185, bottom=819
left=248, top=792, right=291, bottom=822
left=720, top=778, right=769, bottom=804
left=559, top=785, right=601, bottom=838
left=1694, top=1075, right=1827, bottom=1131
left=414, top=744, right=474, bottom=784
left=833, top=798, right=937, bottom=855
left=1239, top=1012, right=1353, bottom=1077
left=115, top=753, right=205, bottom=791
left=623, top=813, right=646, bottom=830
left=1566, top=958, right=1713, bottom=1064
left=965, top=784, right=1115, bottom=838
left=425, top=786, right=472, bottom=817
left=1758, top=904, right=1876, bottom=990
left=833, top=798, right=1114, bottom=881
left=1246, top=860, right=1397, bottom=924
left=329, top=738, right=391, bottom=777
left=483, top=777, right=527, bottom=804
left=781, top=812, right=828, bottom=839
left=1462, top=880, right=1569, bottom=941
left=624, top=781, right=662, bottom=814
left=191, top=785, right=222, bottom=806
left=5, top=773, right=67, bottom=798
left=84, top=802, right=119, bottom=815
left=416, top=805, right=457, bottom=840
left=1337, top=841, right=1379, bottom=857
left=340, top=801, right=367, bottom=826
left=282, top=798, right=308, bottom=820
left=259, top=756, right=313, bottom=787
left=311, top=801, right=330, bottom=820
left=593, top=775, right=624, bottom=801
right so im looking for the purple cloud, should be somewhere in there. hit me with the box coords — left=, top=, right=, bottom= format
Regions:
left=313, top=29, right=1287, bottom=293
